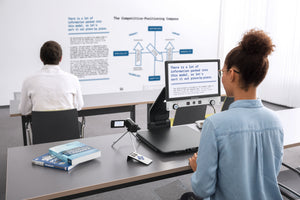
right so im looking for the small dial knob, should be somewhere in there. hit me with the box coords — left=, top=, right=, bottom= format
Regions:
left=173, top=104, right=179, bottom=110
left=210, top=99, right=216, bottom=106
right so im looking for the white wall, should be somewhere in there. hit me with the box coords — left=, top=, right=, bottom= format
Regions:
left=218, top=0, right=300, bottom=107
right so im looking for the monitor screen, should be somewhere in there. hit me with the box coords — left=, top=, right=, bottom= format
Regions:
left=165, top=59, right=220, bottom=110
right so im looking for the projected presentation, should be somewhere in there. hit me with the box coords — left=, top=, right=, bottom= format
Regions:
left=0, top=0, right=221, bottom=105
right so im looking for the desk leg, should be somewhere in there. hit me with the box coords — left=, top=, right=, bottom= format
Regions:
left=21, top=116, right=27, bottom=146
left=130, top=105, right=135, bottom=122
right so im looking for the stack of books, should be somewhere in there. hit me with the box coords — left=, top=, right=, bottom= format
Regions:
left=32, top=141, right=101, bottom=171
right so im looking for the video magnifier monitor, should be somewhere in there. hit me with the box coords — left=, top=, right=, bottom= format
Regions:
left=165, top=59, right=220, bottom=110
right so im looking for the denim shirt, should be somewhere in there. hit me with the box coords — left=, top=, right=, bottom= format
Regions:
left=191, top=99, right=284, bottom=200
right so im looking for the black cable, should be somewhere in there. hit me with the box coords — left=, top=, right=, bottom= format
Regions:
left=209, top=102, right=216, bottom=114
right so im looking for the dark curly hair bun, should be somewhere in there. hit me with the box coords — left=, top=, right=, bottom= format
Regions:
left=240, top=29, right=275, bottom=58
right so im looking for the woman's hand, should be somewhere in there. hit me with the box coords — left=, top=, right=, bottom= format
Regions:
left=189, top=153, right=198, bottom=172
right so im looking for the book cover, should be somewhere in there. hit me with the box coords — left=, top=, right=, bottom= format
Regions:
left=32, top=153, right=75, bottom=171
left=49, top=141, right=101, bottom=166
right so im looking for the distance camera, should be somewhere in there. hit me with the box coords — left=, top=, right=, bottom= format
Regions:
left=111, top=118, right=140, bottom=132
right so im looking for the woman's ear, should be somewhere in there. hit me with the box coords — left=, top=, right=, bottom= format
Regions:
left=229, top=68, right=240, bottom=82
left=228, top=69, right=235, bottom=82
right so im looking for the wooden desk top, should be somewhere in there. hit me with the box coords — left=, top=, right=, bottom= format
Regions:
left=9, top=89, right=161, bottom=117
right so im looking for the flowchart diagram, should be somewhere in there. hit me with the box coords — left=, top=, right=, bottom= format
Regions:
left=113, top=26, right=193, bottom=82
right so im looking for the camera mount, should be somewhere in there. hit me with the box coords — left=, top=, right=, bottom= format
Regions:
left=111, top=118, right=140, bottom=151
left=111, top=118, right=152, bottom=165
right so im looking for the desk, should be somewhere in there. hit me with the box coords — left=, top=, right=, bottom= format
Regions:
left=10, top=90, right=160, bottom=145
left=276, top=108, right=300, bottom=148
left=6, top=127, right=195, bottom=200
left=6, top=108, right=300, bottom=199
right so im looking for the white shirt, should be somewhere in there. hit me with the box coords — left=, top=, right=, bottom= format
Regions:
left=19, top=65, right=84, bottom=115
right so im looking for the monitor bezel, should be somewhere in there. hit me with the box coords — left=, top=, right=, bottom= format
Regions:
left=165, top=59, right=221, bottom=101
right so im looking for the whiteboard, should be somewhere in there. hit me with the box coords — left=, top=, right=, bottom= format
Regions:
left=0, top=0, right=221, bottom=105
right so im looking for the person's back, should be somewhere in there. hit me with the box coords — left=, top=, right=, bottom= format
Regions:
left=193, top=99, right=283, bottom=200
left=19, top=41, right=83, bottom=115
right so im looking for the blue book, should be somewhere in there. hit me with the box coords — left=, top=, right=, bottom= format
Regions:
left=49, top=141, right=101, bottom=166
left=32, top=153, right=75, bottom=171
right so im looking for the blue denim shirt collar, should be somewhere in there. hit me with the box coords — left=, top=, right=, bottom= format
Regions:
left=229, top=99, right=263, bottom=109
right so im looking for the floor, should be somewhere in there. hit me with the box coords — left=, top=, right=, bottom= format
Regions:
left=1, top=101, right=299, bottom=200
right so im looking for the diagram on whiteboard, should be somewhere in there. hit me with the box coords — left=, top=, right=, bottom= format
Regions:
left=65, top=13, right=219, bottom=94
left=113, top=26, right=193, bottom=82
left=0, top=0, right=221, bottom=105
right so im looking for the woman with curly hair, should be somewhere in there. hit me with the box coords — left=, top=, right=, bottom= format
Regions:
left=182, top=29, right=283, bottom=200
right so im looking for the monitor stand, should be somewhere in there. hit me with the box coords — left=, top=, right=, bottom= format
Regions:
left=147, top=87, right=170, bottom=130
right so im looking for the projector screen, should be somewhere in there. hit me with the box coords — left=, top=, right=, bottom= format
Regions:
left=0, top=0, right=221, bottom=105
